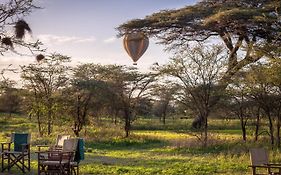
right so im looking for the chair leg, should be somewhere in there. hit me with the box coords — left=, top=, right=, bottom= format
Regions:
left=28, top=152, right=30, bottom=171
left=7, top=153, right=10, bottom=171
left=252, top=167, right=256, bottom=175
left=77, top=166, right=79, bottom=175
left=22, top=154, right=25, bottom=173
left=1, top=153, right=4, bottom=172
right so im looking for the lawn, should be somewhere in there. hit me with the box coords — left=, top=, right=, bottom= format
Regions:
left=0, top=115, right=278, bottom=175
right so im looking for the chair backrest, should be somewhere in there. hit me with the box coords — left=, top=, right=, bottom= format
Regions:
left=74, top=138, right=85, bottom=162
left=250, top=148, right=269, bottom=166
left=62, top=138, right=78, bottom=152
left=55, top=135, right=70, bottom=147
left=12, top=133, right=30, bottom=152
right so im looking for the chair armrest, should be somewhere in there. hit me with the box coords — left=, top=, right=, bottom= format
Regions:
left=249, top=165, right=281, bottom=169
left=0, top=142, right=12, bottom=152
left=267, top=163, right=281, bottom=166
left=20, top=143, right=30, bottom=153
left=36, top=151, right=50, bottom=161
left=49, top=145, right=63, bottom=151
left=36, top=151, right=74, bottom=162
left=36, top=145, right=50, bottom=151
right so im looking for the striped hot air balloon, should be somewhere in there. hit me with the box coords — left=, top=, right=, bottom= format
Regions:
left=123, top=32, right=149, bottom=65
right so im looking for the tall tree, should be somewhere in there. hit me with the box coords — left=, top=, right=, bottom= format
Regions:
left=98, top=65, right=156, bottom=137
left=154, top=44, right=226, bottom=146
left=118, top=0, right=281, bottom=99
left=244, top=64, right=281, bottom=147
left=69, top=64, right=156, bottom=137
left=65, top=64, right=112, bottom=137
left=224, top=73, right=254, bottom=142
left=21, top=54, right=70, bottom=135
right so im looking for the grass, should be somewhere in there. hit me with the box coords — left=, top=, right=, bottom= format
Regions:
left=0, top=114, right=277, bottom=174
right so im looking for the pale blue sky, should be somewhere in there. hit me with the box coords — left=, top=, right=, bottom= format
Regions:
left=3, top=0, right=198, bottom=76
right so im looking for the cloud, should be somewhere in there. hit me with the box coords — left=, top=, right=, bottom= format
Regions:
left=37, top=34, right=96, bottom=45
left=103, top=37, right=117, bottom=43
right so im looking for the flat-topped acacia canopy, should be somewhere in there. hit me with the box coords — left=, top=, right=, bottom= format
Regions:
left=118, top=0, right=280, bottom=45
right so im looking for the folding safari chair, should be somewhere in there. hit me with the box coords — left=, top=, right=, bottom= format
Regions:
left=70, top=138, right=85, bottom=175
left=249, top=148, right=281, bottom=175
left=37, top=138, right=78, bottom=175
left=37, top=134, right=70, bottom=151
left=1, top=133, right=31, bottom=173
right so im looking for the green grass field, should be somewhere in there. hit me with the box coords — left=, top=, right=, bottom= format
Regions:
left=0, top=115, right=279, bottom=175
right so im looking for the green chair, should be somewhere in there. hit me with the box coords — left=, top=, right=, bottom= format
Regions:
left=71, top=138, right=85, bottom=175
left=1, top=133, right=31, bottom=173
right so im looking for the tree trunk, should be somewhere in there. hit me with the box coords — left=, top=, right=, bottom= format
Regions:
left=276, top=106, right=281, bottom=147
left=241, top=121, right=247, bottom=142
left=124, top=109, right=131, bottom=137
left=240, top=111, right=247, bottom=142
left=239, top=107, right=247, bottom=142
left=162, top=101, right=169, bottom=125
left=47, top=109, right=52, bottom=136
left=73, top=123, right=80, bottom=137
left=266, top=111, right=274, bottom=147
left=125, top=118, right=130, bottom=137
left=37, top=110, right=43, bottom=136
left=114, top=110, right=118, bottom=125
left=254, top=107, right=260, bottom=142
left=203, top=113, right=208, bottom=147
left=162, top=114, right=166, bottom=125
left=277, top=118, right=280, bottom=147
left=201, top=107, right=209, bottom=147
left=47, top=100, right=53, bottom=136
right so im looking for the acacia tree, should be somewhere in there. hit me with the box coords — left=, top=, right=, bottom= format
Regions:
left=268, top=59, right=281, bottom=147
left=154, top=44, right=226, bottom=146
left=0, top=71, right=21, bottom=118
left=99, top=65, right=156, bottom=137
left=64, top=64, right=113, bottom=137
left=243, top=62, right=281, bottom=147
left=224, top=73, right=254, bottom=142
left=152, top=82, right=178, bottom=125
left=67, top=64, right=156, bottom=137
left=21, top=54, right=70, bottom=136
left=118, top=0, right=280, bottom=146
left=0, top=0, right=42, bottom=55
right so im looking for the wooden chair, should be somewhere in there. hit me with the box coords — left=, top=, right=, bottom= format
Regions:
left=37, top=138, right=78, bottom=175
left=70, top=138, right=85, bottom=175
left=249, top=148, right=281, bottom=175
left=1, top=133, right=31, bottom=173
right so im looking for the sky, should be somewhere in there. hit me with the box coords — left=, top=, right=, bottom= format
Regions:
left=2, top=0, right=198, bottom=80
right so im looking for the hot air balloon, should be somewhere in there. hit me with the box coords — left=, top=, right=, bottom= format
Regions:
left=123, top=32, right=149, bottom=65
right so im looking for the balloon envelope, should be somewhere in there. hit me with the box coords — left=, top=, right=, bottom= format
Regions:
left=123, top=33, right=149, bottom=65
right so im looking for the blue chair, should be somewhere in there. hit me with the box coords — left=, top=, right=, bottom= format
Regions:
left=1, top=133, right=31, bottom=173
